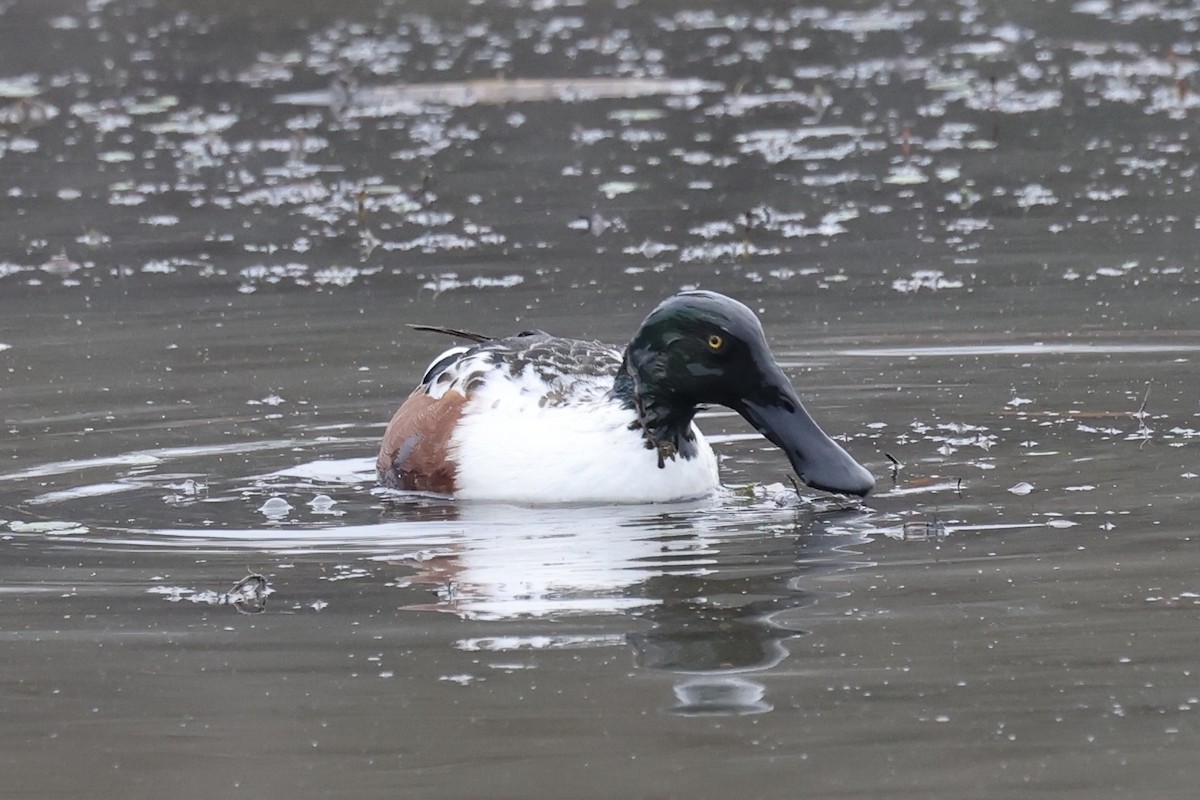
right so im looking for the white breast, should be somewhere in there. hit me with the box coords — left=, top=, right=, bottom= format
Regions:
left=448, top=370, right=719, bottom=504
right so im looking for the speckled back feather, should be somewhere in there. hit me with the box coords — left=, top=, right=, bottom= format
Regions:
left=422, top=333, right=624, bottom=407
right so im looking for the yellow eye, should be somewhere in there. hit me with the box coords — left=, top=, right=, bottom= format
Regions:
left=707, top=334, right=724, bottom=351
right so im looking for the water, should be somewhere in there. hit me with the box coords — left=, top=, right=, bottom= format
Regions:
left=2, top=0, right=1199, bottom=796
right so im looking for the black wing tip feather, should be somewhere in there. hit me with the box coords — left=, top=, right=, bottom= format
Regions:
left=407, top=323, right=493, bottom=343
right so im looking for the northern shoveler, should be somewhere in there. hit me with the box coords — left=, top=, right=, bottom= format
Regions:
left=377, top=290, right=874, bottom=504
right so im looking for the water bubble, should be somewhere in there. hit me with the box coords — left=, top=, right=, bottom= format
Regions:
left=258, top=497, right=292, bottom=518
left=308, top=494, right=337, bottom=513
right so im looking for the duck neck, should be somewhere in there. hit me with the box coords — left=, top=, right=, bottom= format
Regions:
left=612, top=358, right=700, bottom=467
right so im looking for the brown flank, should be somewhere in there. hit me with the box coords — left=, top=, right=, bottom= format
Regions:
left=376, top=390, right=467, bottom=493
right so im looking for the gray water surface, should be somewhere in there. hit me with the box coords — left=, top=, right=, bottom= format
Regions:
left=2, top=1, right=1198, bottom=797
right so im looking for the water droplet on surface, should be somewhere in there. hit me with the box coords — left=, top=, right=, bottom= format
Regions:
left=308, top=494, right=337, bottom=512
left=258, top=497, right=292, bottom=518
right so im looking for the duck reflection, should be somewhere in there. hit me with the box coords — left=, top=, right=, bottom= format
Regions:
left=383, top=500, right=871, bottom=716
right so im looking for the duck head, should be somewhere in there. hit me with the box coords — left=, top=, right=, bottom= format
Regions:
left=618, top=290, right=874, bottom=497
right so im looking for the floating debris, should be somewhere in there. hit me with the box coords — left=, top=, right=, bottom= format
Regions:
left=891, top=270, right=965, bottom=293
left=276, top=77, right=722, bottom=116
left=1013, top=183, right=1059, bottom=209
left=439, top=673, right=482, bottom=685
left=902, top=520, right=948, bottom=541
left=1145, top=592, right=1200, bottom=608
left=884, top=164, right=929, bottom=185
left=39, top=254, right=81, bottom=277
left=163, top=478, right=207, bottom=505
left=223, top=573, right=271, bottom=613
left=7, top=519, right=89, bottom=535
left=321, top=564, right=371, bottom=582
left=598, top=180, right=645, bottom=199
left=0, top=97, right=58, bottom=126
left=148, top=573, right=271, bottom=614
left=420, top=273, right=523, bottom=292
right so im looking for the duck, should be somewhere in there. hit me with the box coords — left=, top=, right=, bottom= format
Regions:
left=377, top=290, right=874, bottom=504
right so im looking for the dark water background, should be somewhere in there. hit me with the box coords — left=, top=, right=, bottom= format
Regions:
left=1, top=0, right=1198, bottom=797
